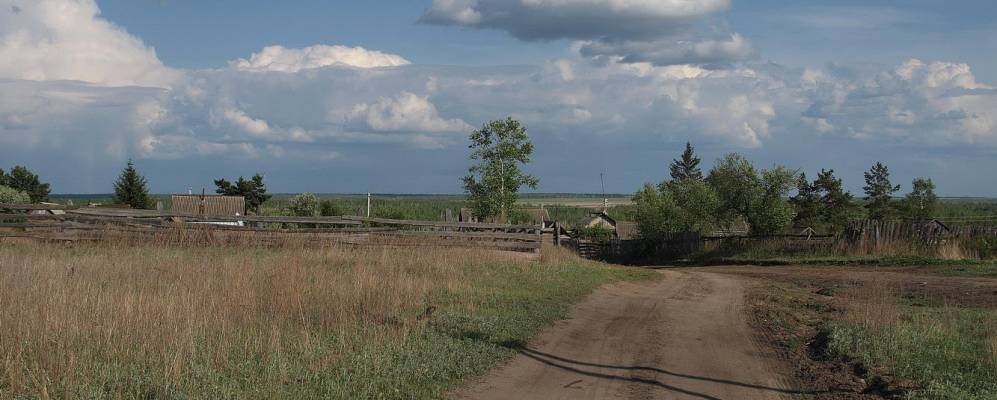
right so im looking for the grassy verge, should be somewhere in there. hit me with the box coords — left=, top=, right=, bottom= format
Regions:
left=689, top=255, right=997, bottom=276
left=748, top=276, right=997, bottom=399
left=825, top=308, right=997, bottom=399
left=0, top=242, right=653, bottom=399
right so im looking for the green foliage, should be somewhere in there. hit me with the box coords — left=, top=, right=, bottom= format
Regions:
left=633, top=184, right=678, bottom=241
left=462, top=118, right=539, bottom=222
left=215, top=173, right=271, bottom=215
left=574, top=225, right=615, bottom=241
left=825, top=308, right=997, bottom=399
left=0, top=185, right=31, bottom=204
left=863, top=162, right=901, bottom=220
left=903, top=177, right=938, bottom=220
left=634, top=143, right=721, bottom=240
left=669, top=141, right=703, bottom=182
left=790, top=169, right=857, bottom=232
left=707, top=153, right=798, bottom=235
left=319, top=200, right=343, bottom=217
left=288, top=193, right=320, bottom=217
left=112, top=160, right=152, bottom=209
left=0, top=165, right=51, bottom=203
left=964, top=236, right=997, bottom=260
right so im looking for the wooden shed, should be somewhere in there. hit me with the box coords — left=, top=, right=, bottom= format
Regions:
left=171, top=195, right=245, bottom=217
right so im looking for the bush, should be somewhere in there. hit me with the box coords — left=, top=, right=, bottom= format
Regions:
left=288, top=193, right=319, bottom=217
left=575, top=226, right=614, bottom=241
left=0, top=185, right=31, bottom=204
left=319, top=200, right=342, bottom=216
left=964, top=237, right=997, bottom=260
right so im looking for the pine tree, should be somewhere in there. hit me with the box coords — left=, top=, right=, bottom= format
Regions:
left=113, top=160, right=152, bottom=209
left=863, top=162, right=900, bottom=220
left=214, top=174, right=271, bottom=215
left=669, top=142, right=703, bottom=182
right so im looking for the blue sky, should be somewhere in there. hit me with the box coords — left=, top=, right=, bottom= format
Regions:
left=2, top=0, right=997, bottom=195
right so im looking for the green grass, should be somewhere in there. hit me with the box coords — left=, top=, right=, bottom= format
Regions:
left=825, top=308, right=997, bottom=399
left=328, top=259, right=655, bottom=399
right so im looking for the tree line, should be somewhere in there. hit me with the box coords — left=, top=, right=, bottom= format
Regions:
left=0, top=161, right=271, bottom=216
left=634, top=142, right=938, bottom=240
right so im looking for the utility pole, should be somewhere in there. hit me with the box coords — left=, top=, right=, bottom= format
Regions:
left=600, top=172, right=607, bottom=212
left=366, top=192, right=371, bottom=218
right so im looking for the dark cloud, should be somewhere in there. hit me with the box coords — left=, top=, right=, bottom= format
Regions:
left=419, top=0, right=750, bottom=67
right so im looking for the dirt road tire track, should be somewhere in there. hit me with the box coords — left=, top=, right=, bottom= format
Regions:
left=456, top=270, right=809, bottom=400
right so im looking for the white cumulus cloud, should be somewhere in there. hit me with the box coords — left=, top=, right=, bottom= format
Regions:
left=230, top=44, right=411, bottom=72
left=346, top=92, right=473, bottom=133
left=0, top=0, right=179, bottom=87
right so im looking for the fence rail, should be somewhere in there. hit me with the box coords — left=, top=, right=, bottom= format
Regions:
left=0, top=204, right=543, bottom=255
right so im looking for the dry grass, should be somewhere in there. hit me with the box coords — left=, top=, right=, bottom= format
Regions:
left=841, top=279, right=904, bottom=332
left=0, top=238, right=572, bottom=398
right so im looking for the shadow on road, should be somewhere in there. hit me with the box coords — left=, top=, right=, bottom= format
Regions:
left=515, top=347, right=834, bottom=399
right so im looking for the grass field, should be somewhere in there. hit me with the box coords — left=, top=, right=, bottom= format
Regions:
left=0, top=241, right=653, bottom=399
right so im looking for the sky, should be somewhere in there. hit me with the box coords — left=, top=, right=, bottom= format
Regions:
left=2, top=0, right=997, bottom=196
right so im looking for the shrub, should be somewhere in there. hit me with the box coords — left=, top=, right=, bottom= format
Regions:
left=0, top=185, right=31, bottom=204
left=288, top=193, right=319, bottom=217
left=319, top=200, right=342, bottom=216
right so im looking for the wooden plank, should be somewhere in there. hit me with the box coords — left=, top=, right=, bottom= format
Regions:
left=341, top=216, right=539, bottom=231
left=0, top=203, right=78, bottom=210
left=370, top=230, right=539, bottom=241
left=61, top=210, right=364, bottom=225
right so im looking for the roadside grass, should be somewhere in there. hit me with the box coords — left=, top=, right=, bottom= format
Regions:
left=0, top=242, right=653, bottom=399
left=825, top=307, right=997, bottom=399
left=748, top=274, right=997, bottom=399
left=690, top=254, right=997, bottom=277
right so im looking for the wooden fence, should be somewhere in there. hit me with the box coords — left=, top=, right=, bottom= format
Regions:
left=0, top=204, right=543, bottom=255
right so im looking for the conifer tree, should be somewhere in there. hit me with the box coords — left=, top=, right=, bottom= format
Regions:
left=669, top=142, right=703, bottom=182
left=113, top=160, right=152, bottom=209
left=863, top=162, right=900, bottom=220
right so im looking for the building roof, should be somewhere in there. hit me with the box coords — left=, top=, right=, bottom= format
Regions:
left=171, top=195, right=245, bottom=217
left=586, top=210, right=617, bottom=227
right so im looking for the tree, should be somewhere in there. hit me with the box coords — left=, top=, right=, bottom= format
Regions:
left=814, top=169, right=857, bottom=230
left=791, top=169, right=856, bottom=231
left=903, top=177, right=937, bottom=220
left=633, top=183, right=680, bottom=241
left=462, top=118, right=539, bottom=222
left=0, top=185, right=31, bottom=204
left=0, top=165, right=50, bottom=203
left=112, top=160, right=152, bottom=209
left=706, top=153, right=797, bottom=235
left=669, top=142, right=703, bottom=182
left=706, top=153, right=760, bottom=229
left=863, top=162, right=900, bottom=220
left=748, top=167, right=799, bottom=235
left=214, top=174, right=271, bottom=215
left=288, top=193, right=320, bottom=217
left=790, top=173, right=821, bottom=228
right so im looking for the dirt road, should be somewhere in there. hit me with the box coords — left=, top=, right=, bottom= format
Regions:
left=456, top=270, right=807, bottom=400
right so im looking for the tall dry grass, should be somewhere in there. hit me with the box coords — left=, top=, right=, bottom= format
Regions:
left=0, top=239, right=531, bottom=398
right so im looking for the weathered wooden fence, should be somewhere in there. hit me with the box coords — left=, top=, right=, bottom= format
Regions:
left=0, top=204, right=543, bottom=256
